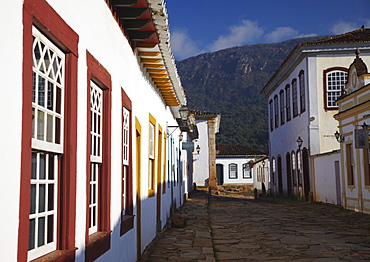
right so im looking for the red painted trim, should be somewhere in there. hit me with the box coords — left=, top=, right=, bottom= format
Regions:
left=86, top=51, right=112, bottom=260
left=120, top=89, right=134, bottom=236
left=20, top=1, right=78, bottom=261
left=323, top=67, right=348, bottom=111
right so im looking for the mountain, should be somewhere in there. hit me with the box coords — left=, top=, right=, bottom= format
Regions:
left=176, top=36, right=330, bottom=153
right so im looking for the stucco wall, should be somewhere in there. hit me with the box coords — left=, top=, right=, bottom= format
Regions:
left=216, top=157, right=254, bottom=184
left=193, top=120, right=210, bottom=186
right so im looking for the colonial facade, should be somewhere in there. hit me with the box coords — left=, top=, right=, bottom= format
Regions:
left=1, top=0, right=198, bottom=261
left=334, top=50, right=370, bottom=213
left=216, top=144, right=265, bottom=186
left=261, top=28, right=370, bottom=200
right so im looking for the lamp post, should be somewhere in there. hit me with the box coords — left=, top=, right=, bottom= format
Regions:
left=334, top=131, right=345, bottom=143
left=296, top=136, right=303, bottom=150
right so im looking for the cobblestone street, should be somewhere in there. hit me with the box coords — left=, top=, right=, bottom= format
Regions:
left=148, top=190, right=370, bottom=261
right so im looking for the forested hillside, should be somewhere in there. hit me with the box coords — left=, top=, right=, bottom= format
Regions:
left=177, top=36, right=329, bottom=152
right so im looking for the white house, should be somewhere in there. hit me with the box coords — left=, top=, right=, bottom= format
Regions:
left=334, top=50, right=370, bottom=213
left=215, top=144, right=265, bottom=187
left=1, top=0, right=198, bottom=261
left=261, top=27, right=370, bottom=201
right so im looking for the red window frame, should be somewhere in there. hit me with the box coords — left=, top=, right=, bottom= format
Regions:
left=323, top=67, right=348, bottom=111
left=19, top=0, right=78, bottom=261
left=85, top=51, right=112, bottom=262
left=120, top=89, right=134, bottom=236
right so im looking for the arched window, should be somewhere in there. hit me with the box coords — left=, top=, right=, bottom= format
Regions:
left=274, top=95, right=279, bottom=128
left=243, top=163, right=251, bottom=178
left=285, top=84, right=291, bottom=121
left=324, top=67, right=348, bottom=110
left=299, top=70, right=306, bottom=113
left=292, top=79, right=298, bottom=117
left=291, top=151, right=296, bottom=186
left=269, top=99, right=273, bottom=131
left=280, top=90, right=285, bottom=125
left=229, top=163, right=238, bottom=179
left=271, top=157, right=276, bottom=183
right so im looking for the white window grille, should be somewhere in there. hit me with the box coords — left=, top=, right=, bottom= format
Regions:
left=28, top=26, right=64, bottom=261
left=326, top=70, right=347, bottom=108
left=122, top=108, right=130, bottom=215
left=243, top=163, right=251, bottom=178
left=229, top=163, right=237, bottom=179
left=89, top=81, right=103, bottom=235
left=292, top=79, right=298, bottom=117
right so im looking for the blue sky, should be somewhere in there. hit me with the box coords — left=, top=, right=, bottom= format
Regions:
left=166, top=0, right=370, bottom=60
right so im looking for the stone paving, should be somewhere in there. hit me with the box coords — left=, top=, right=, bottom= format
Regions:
left=148, top=190, right=370, bottom=261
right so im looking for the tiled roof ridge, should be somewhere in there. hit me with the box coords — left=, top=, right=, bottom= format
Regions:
left=190, top=109, right=220, bottom=116
left=300, top=27, right=370, bottom=47
left=216, top=144, right=266, bottom=156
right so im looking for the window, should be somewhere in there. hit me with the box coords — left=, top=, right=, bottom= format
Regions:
left=324, top=68, right=348, bottom=110
left=243, top=163, right=251, bottom=178
left=299, top=71, right=306, bottom=113
left=285, top=84, right=291, bottom=122
left=292, top=79, right=298, bottom=117
left=89, top=81, right=102, bottom=235
left=297, top=150, right=302, bottom=185
left=269, top=99, right=273, bottom=131
left=120, top=90, right=134, bottom=236
left=271, top=158, right=276, bottom=184
left=20, top=2, right=78, bottom=261
left=148, top=115, right=156, bottom=197
left=85, top=52, right=112, bottom=261
left=364, top=149, right=370, bottom=186
left=28, top=26, right=65, bottom=261
left=346, top=143, right=354, bottom=186
left=274, top=95, right=279, bottom=128
left=291, top=152, right=296, bottom=186
left=280, top=90, right=285, bottom=125
left=229, top=163, right=237, bottom=179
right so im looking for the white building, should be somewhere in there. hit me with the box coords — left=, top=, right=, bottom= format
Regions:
left=261, top=28, right=370, bottom=201
left=1, top=0, right=198, bottom=261
left=250, top=156, right=270, bottom=196
left=215, top=144, right=265, bottom=187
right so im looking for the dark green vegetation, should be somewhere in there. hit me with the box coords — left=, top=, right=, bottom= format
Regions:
left=177, top=36, right=328, bottom=153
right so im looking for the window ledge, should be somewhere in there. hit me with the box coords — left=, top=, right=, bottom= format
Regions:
left=148, top=189, right=155, bottom=197
left=86, top=231, right=111, bottom=262
left=31, top=248, right=77, bottom=262
left=120, top=215, right=135, bottom=236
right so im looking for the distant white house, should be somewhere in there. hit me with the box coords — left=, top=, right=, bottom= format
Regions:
left=249, top=156, right=270, bottom=196
left=215, top=144, right=265, bottom=187
left=261, top=27, right=370, bottom=202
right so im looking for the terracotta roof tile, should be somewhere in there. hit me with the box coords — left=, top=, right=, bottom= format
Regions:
left=301, top=27, right=370, bottom=46
left=216, top=144, right=265, bottom=156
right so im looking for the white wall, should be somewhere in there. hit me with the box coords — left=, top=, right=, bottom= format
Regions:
left=216, top=157, right=254, bottom=184
left=193, top=120, right=210, bottom=186
left=312, top=152, right=341, bottom=205
left=0, top=1, right=24, bottom=261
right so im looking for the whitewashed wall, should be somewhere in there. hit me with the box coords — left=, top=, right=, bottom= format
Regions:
left=312, top=152, right=341, bottom=205
left=216, top=157, right=254, bottom=184
left=193, top=120, right=210, bottom=186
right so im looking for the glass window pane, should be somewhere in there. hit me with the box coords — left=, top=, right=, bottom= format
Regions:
left=47, top=215, right=54, bottom=244
left=46, top=114, right=53, bottom=143
left=48, top=155, right=54, bottom=180
left=37, top=217, right=45, bottom=247
left=38, top=75, right=45, bottom=107
left=30, top=184, right=36, bottom=214
left=56, top=86, right=61, bottom=114
left=48, top=184, right=54, bottom=211
left=28, top=218, right=36, bottom=250
left=39, top=153, right=46, bottom=179
left=39, top=184, right=45, bottom=213
left=55, top=117, right=61, bottom=144
left=47, top=82, right=54, bottom=111
left=31, top=152, right=37, bottom=179
left=37, top=110, right=45, bottom=140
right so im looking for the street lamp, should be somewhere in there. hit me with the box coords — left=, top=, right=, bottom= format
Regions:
left=296, top=136, right=303, bottom=150
left=334, top=131, right=345, bottom=143
left=196, top=145, right=200, bottom=154
left=179, top=105, right=190, bottom=121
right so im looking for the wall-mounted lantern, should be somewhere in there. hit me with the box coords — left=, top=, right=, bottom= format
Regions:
left=196, top=145, right=200, bottom=154
left=334, top=131, right=345, bottom=143
left=296, top=136, right=303, bottom=150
